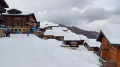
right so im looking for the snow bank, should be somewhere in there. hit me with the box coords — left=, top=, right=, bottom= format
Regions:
left=0, top=34, right=100, bottom=67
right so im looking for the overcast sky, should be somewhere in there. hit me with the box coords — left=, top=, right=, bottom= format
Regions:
left=6, top=0, right=120, bottom=32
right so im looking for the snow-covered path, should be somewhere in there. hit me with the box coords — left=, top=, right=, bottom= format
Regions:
left=0, top=34, right=100, bottom=67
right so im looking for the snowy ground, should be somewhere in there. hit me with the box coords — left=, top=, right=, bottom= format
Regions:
left=0, top=34, right=100, bottom=67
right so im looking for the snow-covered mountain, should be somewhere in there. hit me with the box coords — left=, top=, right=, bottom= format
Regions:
left=59, top=24, right=99, bottom=39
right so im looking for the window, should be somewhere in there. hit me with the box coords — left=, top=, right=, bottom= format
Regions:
left=16, top=17, right=20, bottom=20
left=15, top=29, right=17, bottom=31
left=60, top=37, right=64, bottom=40
left=17, top=23, right=19, bottom=26
left=18, top=29, right=21, bottom=31
left=11, top=29, right=14, bottom=31
left=71, top=42, right=77, bottom=45
left=26, top=24, right=29, bottom=26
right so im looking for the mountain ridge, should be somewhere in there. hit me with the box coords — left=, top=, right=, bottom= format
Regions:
left=59, top=24, right=99, bottom=39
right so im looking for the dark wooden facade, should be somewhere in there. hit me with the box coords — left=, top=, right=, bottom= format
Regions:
left=2, top=9, right=40, bottom=33
left=0, top=0, right=9, bottom=26
left=44, top=35, right=54, bottom=39
left=54, top=36, right=64, bottom=41
left=97, top=31, right=120, bottom=67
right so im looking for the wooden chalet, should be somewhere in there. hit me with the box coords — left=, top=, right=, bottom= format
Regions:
left=40, top=21, right=59, bottom=32
left=64, top=35, right=81, bottom=47
left=97, top=24, right=120, bottom=67
left=54, top=36, right=64, bottom=41
left=84, top=39, right=101, bottom=51
left=0, top=0, right=9, bottom=27
left=43, top=30, right=54, bottom=39
left=54, top=34, right=64, bottom=41
left=0, top=0, right=9, bottom=37
left=43, top=27, right=66, bottom=40
left=2, top=9, right=40, bottom=34
left=44, top=35, right=54, bottom=39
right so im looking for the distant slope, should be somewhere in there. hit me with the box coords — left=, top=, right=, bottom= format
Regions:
left=59, top=24, right=99, bottom=39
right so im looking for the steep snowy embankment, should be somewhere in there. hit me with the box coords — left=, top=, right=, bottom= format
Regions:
left=0, top=34, right=100, bottom=67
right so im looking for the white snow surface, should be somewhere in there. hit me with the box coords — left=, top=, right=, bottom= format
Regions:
left=0, top=34, right=100, bottom=67
left=102, top=24, right=120, bottom=44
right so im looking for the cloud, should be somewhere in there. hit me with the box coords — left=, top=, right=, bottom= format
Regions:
left=38, top=10, right=47, bottom=16
left=76, top=14, right=120, bottom=32
left=5, top=0, right=120, bottom=32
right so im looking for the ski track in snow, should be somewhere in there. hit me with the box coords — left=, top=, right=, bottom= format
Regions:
left=0, top=34, right=100, bottom=67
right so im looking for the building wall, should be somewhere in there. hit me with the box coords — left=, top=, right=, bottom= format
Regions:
left=44, top=35, right=54, bottom=39
left=7, top=27, right=30, bottom=34
left=100, top=36, right=120, bottom=67
left=2, top=15, right=38, bottom=33
left=4, top=16, right=26, bottom=27
left=54, top=36, right=64, bottom=41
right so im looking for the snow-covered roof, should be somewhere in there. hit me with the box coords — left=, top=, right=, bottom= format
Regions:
left=62, top=27, right=68, bottom=30
left=64, top=34, right=81, bottom=41
left=79, top=35, right=88, bottom=40
left=44, top=30, right=55, bottom=36
left=3, top=14, right=28, bottom=15
left=85, top=39, right=101, bottom=48
left=102, top=24, right=120, bottom=44
left=3, top=8, right=33, bottom=16
left=40, top=21, right=59, bottom=28
left=44, top=26, right=86, bottom=41
left=7, top=8, right=21, bottom=12
left=52, top=27, right=68, bottom=31
left=44, top=27, right=78, bottom=38
left=44, top=27, right=67, bottom=36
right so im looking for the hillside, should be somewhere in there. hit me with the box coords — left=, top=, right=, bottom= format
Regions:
left=59, top=24, right=99, bottom=39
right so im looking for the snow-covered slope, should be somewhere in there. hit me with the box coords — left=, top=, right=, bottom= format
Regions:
left=0, top=34, right=100, bottom=67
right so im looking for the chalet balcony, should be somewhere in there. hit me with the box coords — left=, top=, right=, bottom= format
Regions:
left=0, top=16, right=7, bottom=21
left=0, top=6, right=6, bottom=13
